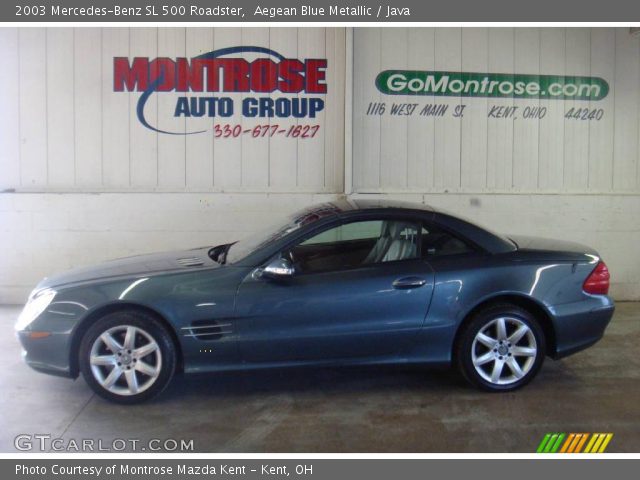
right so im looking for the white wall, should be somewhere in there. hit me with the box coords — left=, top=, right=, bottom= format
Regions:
left=353, top=27, right=640, bottom=193
left=1, top=27, right=640, bottom=304
left=0, top=27, right=346, bottom=193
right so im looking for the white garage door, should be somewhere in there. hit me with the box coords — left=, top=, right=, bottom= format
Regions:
left=352, top=28, right=640, bottom=195
left=0, top=27, right=346, bottom=193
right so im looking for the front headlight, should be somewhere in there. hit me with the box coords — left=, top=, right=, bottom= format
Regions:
left=15, top=288, right=56, bottom=331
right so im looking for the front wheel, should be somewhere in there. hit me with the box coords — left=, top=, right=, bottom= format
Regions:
left=456, top=304, right=545, bottom=392
left=79, top=311, right=176, bottom=404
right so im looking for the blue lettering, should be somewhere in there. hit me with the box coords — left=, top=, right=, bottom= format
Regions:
left=241, top=97, right=325, bottom=118
left=174, top=97, right=191, bottom=117
left=174, top=96, right=234, bottom=117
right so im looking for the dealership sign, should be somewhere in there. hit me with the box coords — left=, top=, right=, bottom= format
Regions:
left=113, top=46, right=327, bottom=134
left=376, top=70, right=609, bottom=100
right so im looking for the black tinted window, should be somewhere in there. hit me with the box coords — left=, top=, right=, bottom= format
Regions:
left=421, top=224, right=474, bottom=257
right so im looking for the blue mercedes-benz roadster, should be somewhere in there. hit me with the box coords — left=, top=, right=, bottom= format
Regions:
left=15, top=200, right=614, bottom=403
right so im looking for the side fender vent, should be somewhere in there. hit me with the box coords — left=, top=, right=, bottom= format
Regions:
left=182, top=320, right=232, bottom=341
left=177, top=257, right=205, bottom=267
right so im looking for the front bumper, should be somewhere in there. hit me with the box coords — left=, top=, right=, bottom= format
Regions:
left=17, top=330, right=74, bottom=377
left=550, top=296, right=615, bottom=359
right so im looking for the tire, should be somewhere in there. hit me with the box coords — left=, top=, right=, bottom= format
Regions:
left=456, top=303, right=545, bottom=392
left=79, top=310, right=176, bottom=404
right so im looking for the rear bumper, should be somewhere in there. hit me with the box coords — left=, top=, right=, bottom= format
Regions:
left=550, top=296, right=615, bottom=359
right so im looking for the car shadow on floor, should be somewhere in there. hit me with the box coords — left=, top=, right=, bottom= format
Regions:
left=146, top=354, right=582, bottom=405
left=156, top=364, right=468, bottom=402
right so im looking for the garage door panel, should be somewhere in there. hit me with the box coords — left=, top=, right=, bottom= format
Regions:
left=102, top=28, right=131, bottom=189
left=18, top=28, right=48, bottom=188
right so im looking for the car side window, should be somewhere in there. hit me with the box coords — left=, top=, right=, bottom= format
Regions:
left=421, top=223, right=475, bottom=257
left=288, top=220, right=420, bottom=274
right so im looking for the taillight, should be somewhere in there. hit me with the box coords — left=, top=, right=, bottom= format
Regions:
left=583, top=261, right=610, bottom=295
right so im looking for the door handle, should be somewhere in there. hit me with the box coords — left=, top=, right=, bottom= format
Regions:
left=392, top=276, right=427, bottom=289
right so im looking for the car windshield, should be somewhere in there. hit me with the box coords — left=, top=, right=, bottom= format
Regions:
left=225, top=203, right=343, bottom=264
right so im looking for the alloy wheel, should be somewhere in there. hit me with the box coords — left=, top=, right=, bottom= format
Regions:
left=89, top=325, right=162, bottom=396
left=471, top=316, right=537, bottom=386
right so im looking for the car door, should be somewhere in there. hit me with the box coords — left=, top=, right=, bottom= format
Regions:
left=234, top=218, right=435, bottom=363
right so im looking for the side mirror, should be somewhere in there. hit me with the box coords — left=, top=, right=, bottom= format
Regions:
left=261, top=257, right=295, bottom=280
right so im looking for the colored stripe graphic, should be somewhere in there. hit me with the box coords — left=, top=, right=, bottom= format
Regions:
left=537, top=433, right=613, bottom=453
left=560, top=433, right=588, bottom=453
left=584, top=433, right=614, bottom=453
left=550, top=433, right=565, bottom=453
left=536, top=433, right=553, bottom=453
left=574, top=433, right=590, bottom=453
left=559, top=433, right=575, bottom=453
left=536, top=433, right=565, bottom=453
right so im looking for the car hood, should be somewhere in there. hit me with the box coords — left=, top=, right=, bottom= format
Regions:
left=508, top=235, right=598, bottom=257
left=36, top=247, right=220, bottom=290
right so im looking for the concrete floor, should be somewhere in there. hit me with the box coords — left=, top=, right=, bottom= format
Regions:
left=1, top=303, right=638, bottom=453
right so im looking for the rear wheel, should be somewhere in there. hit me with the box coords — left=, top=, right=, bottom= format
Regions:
left=456, top=304, right=545, bottom=392
left=79, top=310, right=176, bottom=404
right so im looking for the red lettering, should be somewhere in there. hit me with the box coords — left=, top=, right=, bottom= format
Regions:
left=278, top=59, right=305, bottom=93
left=305, top=59, right=327, bottom=94
left=113, top=57, right=149, bottom=91
left=250, top=59, right=277, bottom=92
left=219, top=59, right=250, bottom=92
left=176, top=58, right=213, bottom=93
left=114, top=56, right=328, bottom=94
left=149, top=58, right=176, bottom=92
